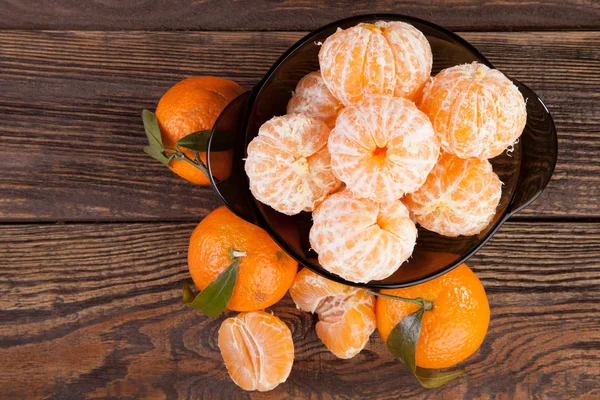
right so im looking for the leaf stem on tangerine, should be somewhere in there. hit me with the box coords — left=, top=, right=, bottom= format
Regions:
left=142, top=109, right=217, bottom=181
left=229, top=248, right=247, bottom=259
left=366, top=290, right=433, bottom=311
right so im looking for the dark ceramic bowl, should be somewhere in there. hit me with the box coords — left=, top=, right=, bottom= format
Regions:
left=207, top=14, right=557, bottom=289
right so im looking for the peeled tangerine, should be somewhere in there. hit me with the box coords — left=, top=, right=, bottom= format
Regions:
left=319, top=21, right=432, bottom=105
left=329, top=95, right=439, bottom=203
left=287, top=71, right=343, bottom=128
left=419, top=62, right=527, bottom=159
left=218, top=311, right=294, bottom=392
left=245, top=114, right=340, bottom=215
left=404, top=152, right=502, bottom=237
left=310, top=188, right=417, bottom=283
left=289, top=268, right=376, bottom=359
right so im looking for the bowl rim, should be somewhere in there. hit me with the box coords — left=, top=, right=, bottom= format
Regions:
left=209, top=13, right=556, bottom=289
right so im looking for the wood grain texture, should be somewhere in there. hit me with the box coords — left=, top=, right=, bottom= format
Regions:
left=1, top=222, right=599, bottom=399
left=0, top=31, right=598, bottom=221
left=1, top=0, right=599, bottom=31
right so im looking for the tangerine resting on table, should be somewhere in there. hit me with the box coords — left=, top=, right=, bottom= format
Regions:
left=187, top=206, right=297, bottom=311
left=218, top=311, right=294, bottom=391
left=376, top=263, right=490, bottom=369
left=319, top=21, right=432, bottom=105
left=289, top=268, right=376, bottom=359
left=328, top=94, right=439, bottom=202
left=155, top=76, right=245, bottom=184
left=309, top=188, right=417, bottom=283
left=404, top=152, right=502, bottom=237
left=287, top=71, right=343, bottom=128
left=245, top=114, right=340, bottom=215
left=419, top=62, right=527, bottom=159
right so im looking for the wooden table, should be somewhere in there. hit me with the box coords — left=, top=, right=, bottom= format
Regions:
left=1, top=1, right=599, bottom=398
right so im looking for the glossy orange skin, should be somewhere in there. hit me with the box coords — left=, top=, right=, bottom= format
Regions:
left=155, top=76, right=245, bottom=184
left=188, top=206, right=298, bottom=311
left=376, top=264, right=490, bottom=369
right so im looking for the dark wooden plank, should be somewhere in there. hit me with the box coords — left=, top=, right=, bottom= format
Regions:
left=0, top=221, right=598, bottom=399
left=0, top=31, right=598, bottom=221
left=1, top=0, right=599, bottom=31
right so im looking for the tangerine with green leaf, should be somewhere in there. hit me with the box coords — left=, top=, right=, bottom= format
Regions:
left=376, top=263, right=490, bottom=369
left=188, top=206, right=298, bottom=311
left=155, top=76, right=245, bottom=184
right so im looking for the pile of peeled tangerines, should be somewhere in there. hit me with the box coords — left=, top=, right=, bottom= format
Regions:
left=142, top=20, right=526, bottom=391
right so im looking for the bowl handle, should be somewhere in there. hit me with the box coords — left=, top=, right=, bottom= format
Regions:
left=207, top=90, right=258, bottom=223
left=505, top=81, right=558, bottom=216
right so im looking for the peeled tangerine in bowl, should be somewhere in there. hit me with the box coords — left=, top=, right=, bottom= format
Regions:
left=329, top=95, right=439, bottom=203
left=287, top=71, right=343, bottom=128
left=319, top=21, right=432, bottom=105
left=419, top=62, right=527, bottom=159
left=289, top=268, right=376, bottom=359
left=404, top=152, right=502, bottom=237
left=310, top=188, right=417, bottom=283
left=245, top=114, right=340, bottom=215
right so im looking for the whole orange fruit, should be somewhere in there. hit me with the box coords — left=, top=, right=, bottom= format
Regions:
left=188, top=206, right=298, bottom=311
left=376, top=264, right=490, bottom=369
left=155, top=76, right=245, bottom=184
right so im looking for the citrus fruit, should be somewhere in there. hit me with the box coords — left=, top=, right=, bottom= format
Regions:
left=287, top=71, right=343, bottom=128
left=245, top=114, right=340, bottom=215
left=419, top=62, right=527, bottom=159
left=412, top=76, right=432, bottom=106
left=404, top=152, right=502, bottom=237
left=376, top=263, right=490, bottom=369
left=328, top=95, right=439, bottom=202
left=188, top=206, right=297, bottom=311
left=155, top=76, right=245, bottom=184
left=289, top=268, right=376, bottom=359
left=319, top=21, right=432, bottom=105
left=218, top=311, right=294, bottom=391
left=309, top=188, right=417, bottom=283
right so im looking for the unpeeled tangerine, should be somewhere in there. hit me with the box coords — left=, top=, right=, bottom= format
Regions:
left=328, top=94, right=439, bottom=203
left=419, top=62, right=527, bottom=159
left=245, top=114, right=340, bottom=215
left=404, top=152, right=502, bottom=237
left=319, top=20, right=432, bottom=105
left=287, top=71, right=343, bottom=128
left=309, top=188, right=417, bottom=283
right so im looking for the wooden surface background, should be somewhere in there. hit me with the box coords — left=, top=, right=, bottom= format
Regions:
left=1, top=1, right=599, bottom=399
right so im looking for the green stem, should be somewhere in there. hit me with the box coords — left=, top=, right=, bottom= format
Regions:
left=166, top=149, right=209, bottom=177
left=366, top=290, right=433, bottom=311
left=193, top=151, right=202, bottom=165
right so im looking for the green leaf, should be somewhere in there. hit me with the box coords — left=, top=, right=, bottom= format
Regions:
left=143, top=145, right=170, bottom=166
left=182, top=258, right=239, bottom=317
left=414, top=367, right=465, bottom=389
left=142, top=109, right=164, bottom=150
left=182, top=281, right=196, bottom=303
left=387, top=308, right=464, bottom=389
left=176, top=130, right=232, bottom=152
left=387, top=308, right=423, bottom=373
